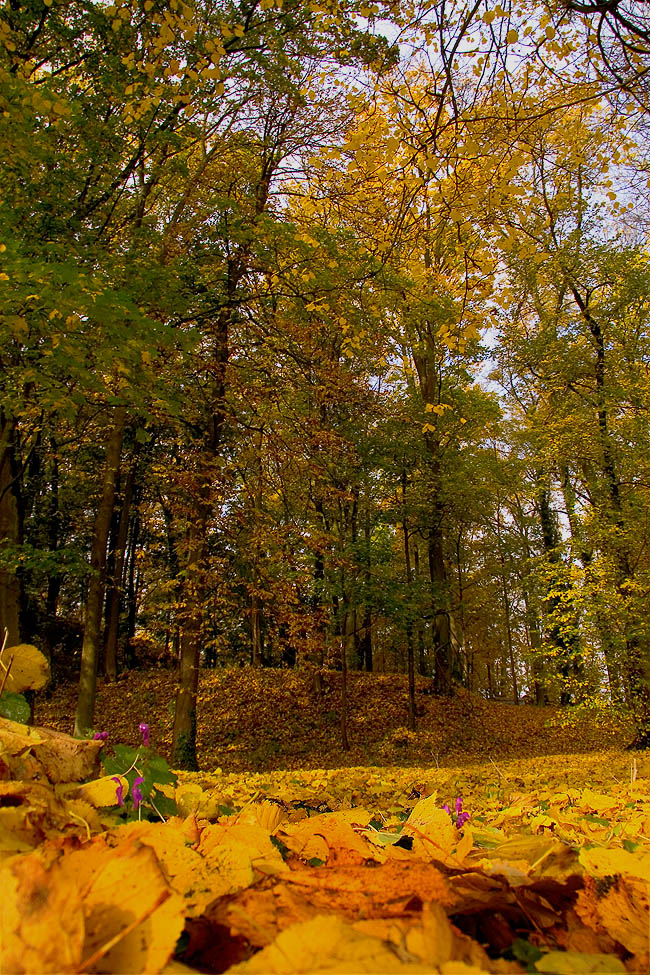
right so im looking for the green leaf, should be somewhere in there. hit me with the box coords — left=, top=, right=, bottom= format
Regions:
left=147, top=753, right=177, bottom=785
left=151, top=787, right=177, bottom=818
left=0, top=691, right=30, bottom=723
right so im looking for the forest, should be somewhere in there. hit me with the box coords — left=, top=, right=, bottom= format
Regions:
left=2, top=0, right=650, bottom=770
left=3, top=1, right=650, bottom=973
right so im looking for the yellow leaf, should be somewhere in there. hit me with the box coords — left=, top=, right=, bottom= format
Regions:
left=402, top=795, right=459, bottom=864
left=279, top=809, right=380, bottom=864
left=535, top=951, right=625, bottom=973
left=116, top=820, right=217, bottom=916
left=228, top=913, right=435, bottom=973
left=77, top=843, right=185, bottom=973
left=506, top=28, right=518, bottom=43
left=579, top=846, right=650, bottom=882
left=1, top=644, right=50, bottom=692
left=1, top=854, right=85, bottom=973
left=75, top=774, right=126, bottom=808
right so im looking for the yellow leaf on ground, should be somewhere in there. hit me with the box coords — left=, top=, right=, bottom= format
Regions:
left=535, top=951, right=625, bottom=973
left=74, top=774, right=127, bottom=808
left=227, top=913, right=437, bottom=973
left=402, top=795, right=458, bottom=863
left=116, top=820, right=219, bottom=916
left=576, top=873, right=649, bottom=956
left=279, top=809, right=380, bottom=865
left=405, top=901, right=494, bottom=971
left=579, top=845, right=650, bottom=882
left=77, top=841, right=185, bottom=974
left=0, top=852, right=85, bottom=973
left=577, top=791, right=618, bottom=814
left=199, top=818, right=288, bottom=892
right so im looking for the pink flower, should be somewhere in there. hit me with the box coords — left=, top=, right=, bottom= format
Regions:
left=132, top=776, right=145, bottom=809
left=93, top=731, right=108, bottom=741
left=112, top=776, right=124, bottom=807
left=139, top=723, right=149, bottom=747
left=444, top=796, right=470, bottom=829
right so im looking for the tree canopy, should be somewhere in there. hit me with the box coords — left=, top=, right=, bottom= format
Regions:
left=2, top=0, right=650, bottom=765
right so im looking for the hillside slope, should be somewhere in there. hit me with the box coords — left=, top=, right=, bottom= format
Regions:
left=35, top=667, right=631, bottom=772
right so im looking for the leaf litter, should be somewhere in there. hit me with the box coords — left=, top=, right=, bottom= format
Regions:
left=2, top=715, right=650, bottom=974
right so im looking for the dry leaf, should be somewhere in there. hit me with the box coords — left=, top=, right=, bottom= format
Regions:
left=278, top=809, right=380, bottom=865
left=0, top=852, right=85, bottom=973
left=226, top=913, right=437, bottom=974
left=76, top=841, right=185, bottom=974
left=534, top=950, right=625, bottom=973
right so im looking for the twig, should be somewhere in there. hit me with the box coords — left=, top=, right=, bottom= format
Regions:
left=0, top=654, right=15, bottom=696
left=489, top=757, right=507, bottom=780
left=67, top=809, right=92, bottom=841
left=77, top=888, right=170, bottom=972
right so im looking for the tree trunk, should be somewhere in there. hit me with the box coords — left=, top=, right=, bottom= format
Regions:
left=402, top=471, right=416, bottom=730
left=429, top=522, right=453, bottom=695
left=251, top=592, right=264, bottom=666
left=74, top=406, right=126, bottom=737
left=340, top=608, right=351, bottom=751
left=172, top=520, right=203, bottom=770
left=104, top=457, right=137, bottom=681
left=0, top=415, right=21, bottom=648
left=124, top=504, right=141, bottom=669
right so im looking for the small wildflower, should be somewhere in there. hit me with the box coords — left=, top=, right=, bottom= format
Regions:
left=444, top=796, right=470, bottom=829
left=93, top=731, right=108, bottom=741
left=132, top=776, right=145, bottom=809
left=139, top=722, right=150, bottom=747
left=112, top=776, right=124, bottom=807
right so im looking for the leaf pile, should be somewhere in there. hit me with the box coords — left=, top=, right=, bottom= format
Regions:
left=2, top=715, right=649, bottom=974
left=34, top=667, right=632, bottom=772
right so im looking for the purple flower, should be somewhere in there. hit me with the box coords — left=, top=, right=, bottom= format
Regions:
left=112, top=776, right=124, bottom=807
left=443, top=796, right=470, bottom=829
left=132, top=776, right=145, bottom=809
left=93, top=731, right=108, bottom=741
left=139, top=722, right=149, bottom=747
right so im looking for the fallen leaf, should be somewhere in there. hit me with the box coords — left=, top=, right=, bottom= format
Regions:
left=534, top=950, right=625, bottom=973
left=0, top=851, right=85, bottom=973
left=226, top=912, right=437, bottom=973
left=278, top=809, right=380, bottom=865
left=76, top=840, right=185, bottom=974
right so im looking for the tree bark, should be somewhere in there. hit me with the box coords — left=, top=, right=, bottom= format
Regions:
left=171, top=520, right=203, bottom=770
left=74, top=406, right=126, bottom=737
left=0, top=414, right=21, bottom=648
left=104, top=456, right=137, bottom=681
left=402, top=471, right=416, bottom=731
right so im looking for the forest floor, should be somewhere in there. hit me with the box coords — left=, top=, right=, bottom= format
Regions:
left=35, top=666, right=631, bottom=772
left=13, top=669, right=650, bottom=974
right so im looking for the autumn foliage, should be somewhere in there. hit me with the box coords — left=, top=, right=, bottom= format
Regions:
left=2, top=704, right=649, bottom=974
